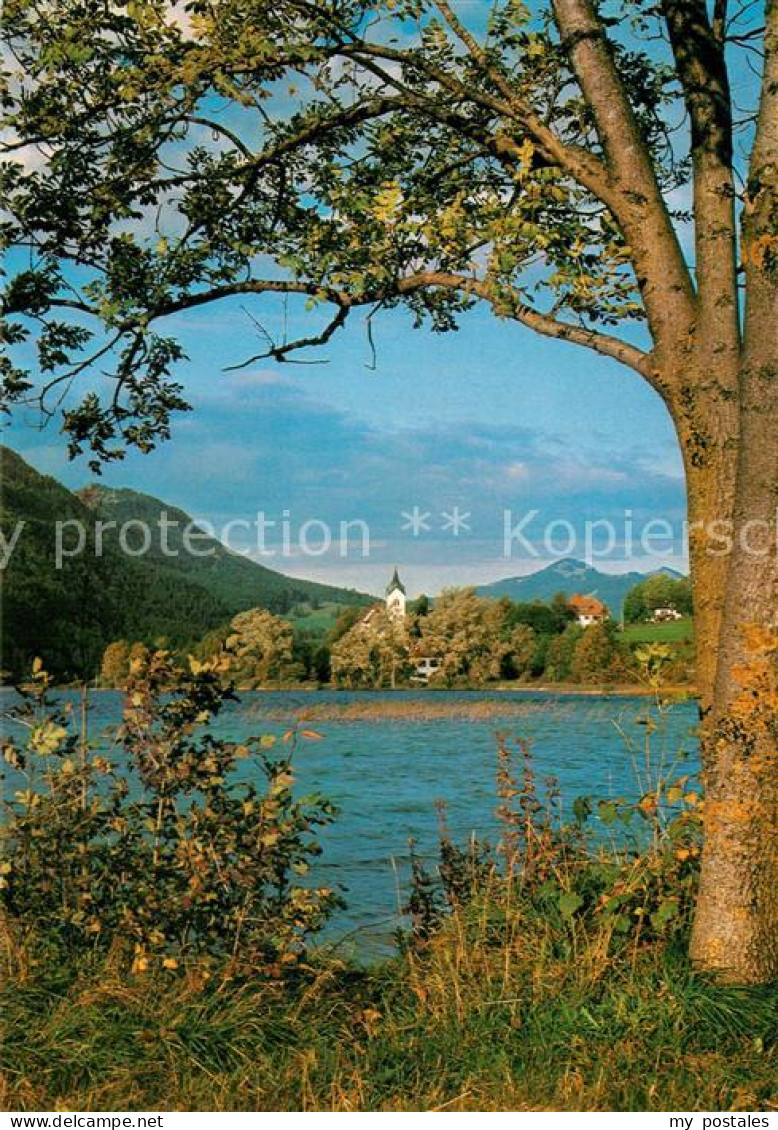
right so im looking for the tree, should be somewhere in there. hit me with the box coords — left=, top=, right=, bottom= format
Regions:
left=570, top=621, right=622, bottom=683
left=505, top=623, right=537, bottom=681
left=503, top=596, right=572, bottom=637
left=550, top=593, right=576, bottom=633
left=330, top=608, right=410, bottom=687
left=99, top=639, right=130, bottom=688
left=623, top=575, right=694, bottom=622
left=2, top=0, right=775, bottom=981
left=327, top=605, right=367, bottom=647
left=419, top=588, right=509, bottom=684
left=411, top=594, right=431, bottom=618
left=128, top=641, right=150, bottom=673
left=623, top=584, right=649, bottom=626
left=544, top=622, right=584, bottom=682
left=225, top=608, right=293, bottom=687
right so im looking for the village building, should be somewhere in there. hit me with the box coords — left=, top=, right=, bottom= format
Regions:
left=651, top=606, right=684, bottom=623
left=569, top=593, right=610, bottom=627
left=410, top=654, right=442, bottom=683
left=357, top=569, right=407, bottom=629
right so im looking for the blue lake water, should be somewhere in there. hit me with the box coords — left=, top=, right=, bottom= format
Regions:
left=1, top=689, right=700, bottom=957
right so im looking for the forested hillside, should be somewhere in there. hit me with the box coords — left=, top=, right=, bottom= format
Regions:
left=0, top=448, right=369, bottom=680
left=78, top=483, right=369, bottom=614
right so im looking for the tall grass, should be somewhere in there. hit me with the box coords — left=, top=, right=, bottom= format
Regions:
left=2, top=906, right=776, bottom=1111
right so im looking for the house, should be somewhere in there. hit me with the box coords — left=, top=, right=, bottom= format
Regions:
left=569, top=593, right=610, bottom=627
left=412, top=655, right=442, bottom=682
left=651, top=606, right=683, bottom=623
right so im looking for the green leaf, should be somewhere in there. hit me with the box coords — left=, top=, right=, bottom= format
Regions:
left=558, top=891, right=584, bottom=919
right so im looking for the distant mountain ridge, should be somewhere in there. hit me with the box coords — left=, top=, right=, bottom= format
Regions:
left=476, top=558, right=686, bottom=615
left=0, top=447, right=370, bottom=680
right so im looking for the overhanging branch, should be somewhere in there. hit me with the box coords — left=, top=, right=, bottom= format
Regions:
left=48, top=270, right=652, bottom=383
left=224, top=302, right=350, bottom=369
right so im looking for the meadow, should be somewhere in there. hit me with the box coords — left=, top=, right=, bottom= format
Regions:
left=621, top=618, right=695, bottom=645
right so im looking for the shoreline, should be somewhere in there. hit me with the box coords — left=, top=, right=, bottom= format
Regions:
left=8, top=682, right=697, bottom=700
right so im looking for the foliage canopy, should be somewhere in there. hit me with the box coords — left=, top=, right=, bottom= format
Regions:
left=3, top=0, right=765, bottom=465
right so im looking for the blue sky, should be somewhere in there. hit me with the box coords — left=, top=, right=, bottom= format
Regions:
left=8, top=0, right=726, bottom=597
left=6, top=292, right=688, bottom=596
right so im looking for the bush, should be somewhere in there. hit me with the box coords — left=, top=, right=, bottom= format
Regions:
left=403, top=733, right=703, bottom=955
left=1, top=653, right=341, bottom=978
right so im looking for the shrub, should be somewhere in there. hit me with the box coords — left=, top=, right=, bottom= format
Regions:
left=1, top=653, right=341, bottom=978
left=403, top=732, right=703, bottom=955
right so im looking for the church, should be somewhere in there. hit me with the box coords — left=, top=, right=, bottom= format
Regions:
left=357, top=567, right=406, bottom=629
left=385, top=567, right=406, bottom=621
left=358, top=568, right=442, bottom=682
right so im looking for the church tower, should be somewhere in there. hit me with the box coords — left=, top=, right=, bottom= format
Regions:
left=385, top=567, right=407, bottom=620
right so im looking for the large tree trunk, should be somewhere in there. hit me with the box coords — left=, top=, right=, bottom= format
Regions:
left=688, top=391, right=778, bottom=981
left=686, top=245, right=778, bottom=982
left=672, top=15, right=778, bottom=976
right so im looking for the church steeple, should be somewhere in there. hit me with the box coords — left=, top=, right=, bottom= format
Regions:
left=386, top=567, right=406, bottom=597
left=385, top=568, right=407, bottom=619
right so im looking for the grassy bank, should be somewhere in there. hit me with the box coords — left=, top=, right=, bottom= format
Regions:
left=622, top=618, right=695, bottom=644
left=3, top=911, right=776, bottom=1112
left=1, top=659, right=773, bottom=1113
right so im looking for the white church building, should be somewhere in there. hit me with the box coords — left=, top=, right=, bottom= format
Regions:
left=384, top=568, right=443, bottom=682
left=385, top=567, right=407, bottom=621
left=359, top=569, right=443, bottom=682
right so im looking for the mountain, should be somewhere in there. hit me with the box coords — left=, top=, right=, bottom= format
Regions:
left=0, top=447, right=370, bottom=680
left=77, top=483, right=371, bottom=616
left=476, top=558, right=686, bottom=615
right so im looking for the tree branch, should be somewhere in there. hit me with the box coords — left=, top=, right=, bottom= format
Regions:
left=156, top=95, right=410, bottom=191
left=49, top=268, right=652, bottom=385
left=336, top=40, right=617, bottom=209
left=661, top=0, right=740, bottom=364
left=224, top=302, right=350, bottom=369
left=551, top=0, right=697, bottom=356
left=393, top=271, right=653, bottom=381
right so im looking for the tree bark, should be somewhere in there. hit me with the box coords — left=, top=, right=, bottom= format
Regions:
left=683, top=309, right=778, bottom=983
left=685, top=6, right=778, bottom=983
left=680, top=351, right=778, bottom=983
left=688, top=379, right=778, bottom=980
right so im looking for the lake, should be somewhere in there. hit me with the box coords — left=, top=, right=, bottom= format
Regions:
left=1, top=689, right=700, bottom=957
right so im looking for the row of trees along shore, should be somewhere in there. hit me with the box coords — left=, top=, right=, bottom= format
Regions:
left=100, top=585, right=695, bottom=691
left=3, top=0, right=776, bottom=982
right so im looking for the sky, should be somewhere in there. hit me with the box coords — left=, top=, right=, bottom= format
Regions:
left=6, top=292, right=689, bottom=597
left=4, top=0, right=714, bottom=598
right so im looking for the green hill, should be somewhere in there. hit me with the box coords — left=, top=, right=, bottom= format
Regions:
left=0, top=447, right=371, bottom=681
left=77, top=483, right=371, bottom=616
